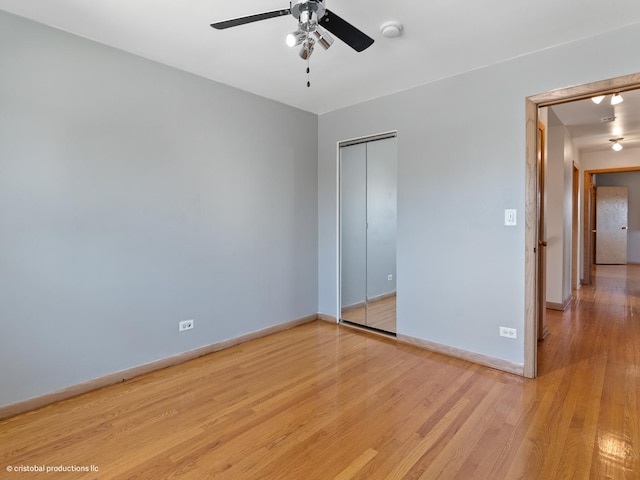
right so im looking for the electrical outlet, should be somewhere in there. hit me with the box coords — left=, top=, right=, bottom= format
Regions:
left=388, top=274, right=393, bottom=281
left=499, top=327, right=517, bottom=339
left=179, top=320, right=194, bottom=332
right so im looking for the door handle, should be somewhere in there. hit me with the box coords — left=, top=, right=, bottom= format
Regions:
left=538, top=239, right=547, bottom=247
left=622, top=226, right=628, bottom=230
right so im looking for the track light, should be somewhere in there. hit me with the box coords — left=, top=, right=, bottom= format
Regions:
left=611, top=93, right=624, bottom=105
left=286, top=30, right=307, bottom=48
left=299, top=37, right=315, bottom=60
left=610, top=138, right=624, bottom=151
left=591, top=95, right=605, bottom=104
left=313, top=27, right=334, bottom=50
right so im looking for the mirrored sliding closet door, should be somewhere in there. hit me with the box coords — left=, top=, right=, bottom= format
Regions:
left=340, top=134, right=397, bottom=334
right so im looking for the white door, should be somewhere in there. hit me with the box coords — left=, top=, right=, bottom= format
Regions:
left=596, top=186, right=628, bottom=265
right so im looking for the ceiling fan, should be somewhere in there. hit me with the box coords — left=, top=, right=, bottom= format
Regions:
left=211, top=0, right=374, bottom=62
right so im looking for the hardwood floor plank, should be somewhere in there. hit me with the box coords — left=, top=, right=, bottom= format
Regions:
left=385, top=395, right=471, bottom=478
left=332, top=448, right=378, bottom=480
left=417, top=383, right=507, bottom=479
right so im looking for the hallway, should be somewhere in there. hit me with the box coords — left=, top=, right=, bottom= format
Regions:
left=535, top=264, right=640, bottom=478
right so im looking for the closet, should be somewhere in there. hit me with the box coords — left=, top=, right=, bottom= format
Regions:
left=340, top=134, right=397, bottom=334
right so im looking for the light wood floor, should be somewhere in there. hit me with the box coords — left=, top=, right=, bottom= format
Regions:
left=1, top=265, right=639, bottom=479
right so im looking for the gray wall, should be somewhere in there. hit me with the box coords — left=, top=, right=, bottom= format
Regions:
left=0, top=11, right=318, bottom=407
left=596, top=171, right=640, bottom=263
left=4, top=10, right=640, bottom=408
left=318, top=22, right=640, bottom=366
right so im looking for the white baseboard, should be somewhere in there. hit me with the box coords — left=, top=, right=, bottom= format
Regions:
left=1, top=315, right=525, bottom=419
left=317, top=313, right=337, bottom=323
left=0, top=314, right=317, bottom=420
left=396, top=333, right=524, bottom=376
left=547, top=295, right=572, bottom=311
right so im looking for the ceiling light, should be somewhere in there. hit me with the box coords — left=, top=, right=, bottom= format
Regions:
left=591, top=95, right=605, bottom=104
left=286, top=30, right=307, bottom=48
left=380, top=21, right=404, bottom=38
left=610, top=138, right=624, bottom=151
left=299, top=38, right=315, bottom=60
left=611, top=93, right=624, bottom=105
left=313, top=27, right=334, bottom=50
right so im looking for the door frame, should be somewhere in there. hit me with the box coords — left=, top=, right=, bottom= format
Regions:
left=572, top=162, right=580, bottom=290
left=537, top=121, right=548, bottom=341
left=524, top=72, right=640, bottom=378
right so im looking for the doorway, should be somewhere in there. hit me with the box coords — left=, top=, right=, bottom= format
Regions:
left=583, top=167, right=640, bottom=280
left=525, top=72, right=640, bottom=378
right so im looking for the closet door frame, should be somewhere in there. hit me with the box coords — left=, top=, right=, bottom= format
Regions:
left=338, top=131, right=397, bottom=334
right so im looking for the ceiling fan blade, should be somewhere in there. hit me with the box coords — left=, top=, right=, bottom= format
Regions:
left=211, top=9, right=291, bottom=30
left=320, top=9, right=374, bottom=52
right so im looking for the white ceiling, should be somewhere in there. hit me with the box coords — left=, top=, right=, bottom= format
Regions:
left=2, top=0, right=640, bottom=115
left=550, top=89, right=640, bottom=153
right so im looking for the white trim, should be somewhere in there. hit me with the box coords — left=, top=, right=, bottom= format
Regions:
left=397, top=333, right=524, bottom=376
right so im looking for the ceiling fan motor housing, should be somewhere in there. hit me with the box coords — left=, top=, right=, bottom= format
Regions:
left=292, top=0, right=326, bottom=31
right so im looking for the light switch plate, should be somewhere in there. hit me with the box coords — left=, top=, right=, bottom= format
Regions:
left=504, top=209, right=517, bottom=226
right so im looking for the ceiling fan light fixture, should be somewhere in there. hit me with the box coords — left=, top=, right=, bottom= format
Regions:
left=611, top=93, right=624, bottom=105
left=591, top=95, right=605, bottom=104
left=286, top=30, right=307, bottom=48
left=211, top=0, right=376, bottom=83
left=314, top=27, right=334, bottom=50
left=610, top=138, right=624, bottom=151
left=299, top=38, right=315, bottom=60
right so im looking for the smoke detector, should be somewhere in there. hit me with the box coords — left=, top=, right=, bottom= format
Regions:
left=380, top=21, right=403, bottom=38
